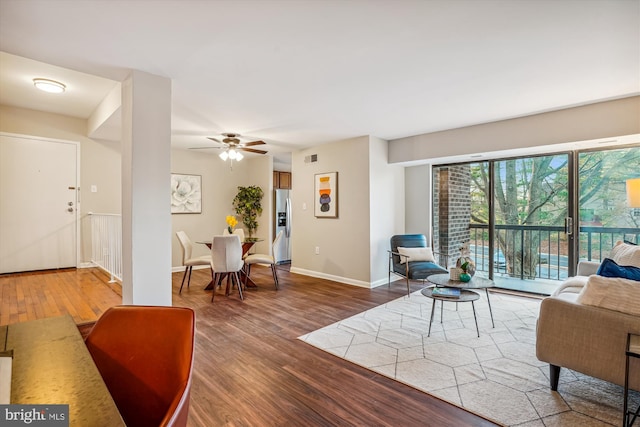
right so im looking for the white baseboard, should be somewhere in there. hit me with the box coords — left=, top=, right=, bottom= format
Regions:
left=370, top=277, right=391, bottom=288
left=78, top=262, right=96, bottom=269
left=171, top=265, right=210, bottom=274
left=289, top=267, right=377, bottom=288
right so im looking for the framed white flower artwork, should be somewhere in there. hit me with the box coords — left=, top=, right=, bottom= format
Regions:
left=171, top=174, right=202, bottom=214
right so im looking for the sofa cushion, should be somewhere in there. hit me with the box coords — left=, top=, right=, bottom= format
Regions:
left=576, top=274, right=640, bottom=316
left=609, top=240, right=640, bottom=268
left=597, top=258, right=640, bottom=281
left=397, top=246, right=435, bottom=264
left=551, top=275, right=589, bottom=296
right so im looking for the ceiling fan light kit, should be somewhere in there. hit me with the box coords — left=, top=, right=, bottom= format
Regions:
left=190, top=132, right=268, bottom=165
left=219, top=148, right=244, bottom=162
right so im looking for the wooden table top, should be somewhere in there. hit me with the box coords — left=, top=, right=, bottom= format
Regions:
left=5, top=315, right=124, bottom=426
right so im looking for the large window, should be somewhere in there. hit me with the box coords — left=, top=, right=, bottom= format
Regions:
left=433, top=145, right=639, bottom=295
left=578, top=147, right=640, bottom=261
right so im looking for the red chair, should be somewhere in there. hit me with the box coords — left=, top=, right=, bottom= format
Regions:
left=85, top=306, right=196, bottom=427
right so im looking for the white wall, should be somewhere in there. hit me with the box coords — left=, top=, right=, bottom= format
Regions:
left=405, top=164, right=432, bottom=239
left=368, top=136, right=404, bottom=287
left=291, top=136, right=372, bottom=286
left=290, top=135, right=404, bottom=287
left=389, top=96, right=640, bottom=163
left=120, top=70, right=172, bottom=306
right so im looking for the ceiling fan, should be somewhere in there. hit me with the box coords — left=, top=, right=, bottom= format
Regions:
left=190, top=133, right=268, bottom=160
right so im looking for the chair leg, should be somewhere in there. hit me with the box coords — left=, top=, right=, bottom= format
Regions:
left=406, top=277, right=411, bottom=297
left=234, top=272, right=244, bottom=300
left=271, top=264, right=279, bottom=290
left=180, top=266, right=189, bottom=294
left=225, top=274, right=232, bottom=296
left=216, top=273, right=224, bottom=289
left=211, top=271, right=216, bottom=302
left=211, top=270, right=226, bottom=302
left=244, top=264, right=252, bottom=287
left=187, top=266, right=193, bottom=289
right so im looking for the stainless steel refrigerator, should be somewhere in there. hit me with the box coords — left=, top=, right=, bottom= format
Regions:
left=274, top=189, right=291, bottom=264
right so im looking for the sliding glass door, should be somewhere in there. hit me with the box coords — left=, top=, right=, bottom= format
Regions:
left=433, top=146, right=639, bottom=295
left=492, top=154, right=571, bottom=293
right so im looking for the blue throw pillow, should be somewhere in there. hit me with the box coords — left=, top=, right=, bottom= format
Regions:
left=596, top=258, right=640, bottom=281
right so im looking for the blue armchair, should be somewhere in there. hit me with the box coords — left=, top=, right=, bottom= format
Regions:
left=388, top=234, right=447, bottom=296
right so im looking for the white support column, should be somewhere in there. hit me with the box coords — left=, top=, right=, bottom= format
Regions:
left=121, top=70, right=172, bottom=306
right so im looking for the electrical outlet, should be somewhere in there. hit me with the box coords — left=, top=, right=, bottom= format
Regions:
left=315, top=246, right=320, bottom=255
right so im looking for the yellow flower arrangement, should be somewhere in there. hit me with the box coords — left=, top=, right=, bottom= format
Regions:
left=226, top=215, right=238, bottom=234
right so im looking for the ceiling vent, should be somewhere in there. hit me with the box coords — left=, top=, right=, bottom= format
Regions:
left=304, top=154, right=318, bottom=163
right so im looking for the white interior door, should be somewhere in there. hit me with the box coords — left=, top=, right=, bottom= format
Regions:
left=0, top=134, right=78, bottom=274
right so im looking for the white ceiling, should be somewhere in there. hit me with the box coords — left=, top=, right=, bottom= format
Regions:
left=0, top=0, right=638, bottom=157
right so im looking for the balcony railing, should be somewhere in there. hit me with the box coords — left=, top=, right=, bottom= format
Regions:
left=468, top=223, right=639, bottom=281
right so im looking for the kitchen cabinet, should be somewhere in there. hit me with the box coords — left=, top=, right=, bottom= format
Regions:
left=274, top=171, right=291, bottom=189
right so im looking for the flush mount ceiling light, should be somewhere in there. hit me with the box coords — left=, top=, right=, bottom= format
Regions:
left=33, top=78, right=66, bottom=93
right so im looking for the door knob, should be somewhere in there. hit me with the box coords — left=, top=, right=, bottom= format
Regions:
left=67, top=207, right=74, bottom=212
left=68, top=201, right=74, bottom=206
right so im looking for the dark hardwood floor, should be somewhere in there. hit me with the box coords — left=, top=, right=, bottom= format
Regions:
left=1, top=265, right=499, bottom=426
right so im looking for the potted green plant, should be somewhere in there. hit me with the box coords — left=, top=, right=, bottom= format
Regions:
left=232, top=185, right=264, bottom=237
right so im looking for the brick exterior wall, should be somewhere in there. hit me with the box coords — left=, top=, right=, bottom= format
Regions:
left=433, top=165, right=471, bottom=268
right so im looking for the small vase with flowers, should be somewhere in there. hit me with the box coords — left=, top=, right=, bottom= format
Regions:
left=226, top=215, right=238, bottom=234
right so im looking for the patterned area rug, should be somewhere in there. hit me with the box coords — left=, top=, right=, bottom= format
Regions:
left=299, top=290, right=640, bottom=426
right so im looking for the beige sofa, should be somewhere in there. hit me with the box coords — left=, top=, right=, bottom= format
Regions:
left=536, top=241, right=640, bottom=391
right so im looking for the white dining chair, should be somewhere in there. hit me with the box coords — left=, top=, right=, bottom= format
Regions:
left=243, top=230, right=284, bottom=290
left=176, top=231, right=212, bottom=293
left=222, top=227, right=245, bottom=243
left=223, top=228, right=247, bottom=259
left=210, top=234, right=245, bottom=301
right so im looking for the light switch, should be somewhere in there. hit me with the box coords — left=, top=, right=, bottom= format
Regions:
left=302, top=202, right=307, bottom=210
left=91, top=185, right=98, bottom=193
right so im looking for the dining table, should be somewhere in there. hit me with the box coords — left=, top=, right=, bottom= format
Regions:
left=197, top=237, right=263, bottom=290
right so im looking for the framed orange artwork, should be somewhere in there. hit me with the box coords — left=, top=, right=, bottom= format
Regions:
left=314, top=172, right=338, bottom=218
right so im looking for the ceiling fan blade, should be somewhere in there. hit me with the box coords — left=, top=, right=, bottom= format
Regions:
left=207, top=137, right=223, bottom=143
left=242, top=140, right=266, bottom=147
left=240, top=147, right=268, bottom=155
left=189, top=146, right=221, bottom=150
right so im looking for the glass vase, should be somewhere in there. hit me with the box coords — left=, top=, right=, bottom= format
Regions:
left=456, top=257, right=476, bottom=277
